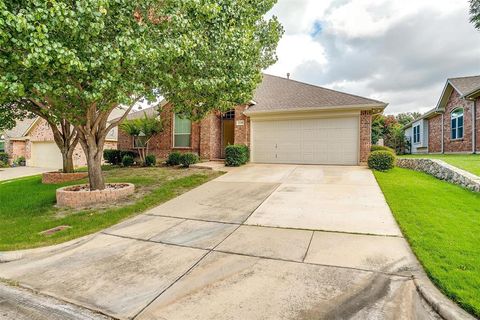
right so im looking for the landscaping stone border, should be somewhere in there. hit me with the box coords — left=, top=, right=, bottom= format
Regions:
left=396, top=158, right=480, bottom=192
left=42, top=172, right=88, bottom=184
left=56, top=183, right=135, bottom=208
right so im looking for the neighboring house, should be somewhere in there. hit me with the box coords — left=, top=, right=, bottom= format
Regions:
left=405, top=75, right=480, bottom=154
left=118, top=74, right=387, bottom=165
left=4, top=107, right=125, bottom=169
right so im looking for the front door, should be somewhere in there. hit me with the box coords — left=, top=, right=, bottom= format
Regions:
left=221, top=110, right=235, bottom=158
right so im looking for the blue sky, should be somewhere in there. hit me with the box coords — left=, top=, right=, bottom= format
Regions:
left=265, top=0, right=480, bottom=114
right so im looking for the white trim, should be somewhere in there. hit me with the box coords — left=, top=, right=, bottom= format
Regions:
left=243, top=103, right=386, bottom=116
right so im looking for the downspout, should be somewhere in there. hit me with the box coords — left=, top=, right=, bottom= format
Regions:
left=441, top=113, right=444, bottom=154
left=473, top=100, right=477, bottom=154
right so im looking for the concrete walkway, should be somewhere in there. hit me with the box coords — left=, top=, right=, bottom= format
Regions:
left=0, top=166, right=52, bottom=181
left=0, top=165, right=448, bottom=319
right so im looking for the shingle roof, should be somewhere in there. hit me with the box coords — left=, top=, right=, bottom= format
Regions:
left=247, top=74, right=387, bottom=113
left=449, top=75, right=480, bottom=96
left=4, top=118, right=36, bottom=138
left=123, top=106, right=159, bottom=121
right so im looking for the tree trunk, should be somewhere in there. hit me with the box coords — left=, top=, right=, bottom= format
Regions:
left=62, top=152, right=74, bottom=173
left=86, top=151, right=105, bottom=190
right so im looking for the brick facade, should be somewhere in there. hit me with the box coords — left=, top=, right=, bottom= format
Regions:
left=428, top=114, right=442, bottom=153
left=118, top=105, right=375, bottom=165
left=442, top=90, right=474, bottom=153
left=476, top=98, right=480, bottom=153
left=7, top=117, right=117, bottom=167
left=359, top=110, right=372, bottom=163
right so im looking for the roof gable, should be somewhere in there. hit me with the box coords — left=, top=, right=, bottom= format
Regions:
left=436, top=75, right=480, bottom=111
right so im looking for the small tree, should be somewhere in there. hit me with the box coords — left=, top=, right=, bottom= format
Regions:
left=120, top=112, right=163, bottom=165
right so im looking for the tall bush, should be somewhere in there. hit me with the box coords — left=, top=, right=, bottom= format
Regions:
left=225, top=144, right=250, bottom=167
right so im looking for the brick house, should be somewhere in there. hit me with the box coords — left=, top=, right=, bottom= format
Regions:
left=3, top=108, right=124, bottom=168
left=118, top=74, right=387, bottom=165
left=405, top=76, right=480, bottom=154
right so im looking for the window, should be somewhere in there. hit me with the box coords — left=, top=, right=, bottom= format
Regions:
left=451, top=108, right=464, bottom=140
left=174, top=114, right=191, bottom=148
left=413, top=124, right=421, bottom=144
left=0, top=134, right=4, bottom=152
left=133, top=136, right=147, bottom=148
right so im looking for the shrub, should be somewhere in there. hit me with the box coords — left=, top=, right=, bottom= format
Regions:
left=104, top=149, right=122, bottom=165
left=0, top=152, right=8, bottom=164
left=368, top=150, right=396, bottom=171
left=122, top=154, right=134, bottom=167
left=0, top=160, right=7, bottom=168
left=179, top=152, right=199, bottom=168
left=370, top=145, right=396, bottom=154
left=103, top=149, right=137, bottom=165
left=145, top=154, right=156, bottom=167
left=225, top=144, right=249, bottom=167
left=166, top=151, right=182, bottom=166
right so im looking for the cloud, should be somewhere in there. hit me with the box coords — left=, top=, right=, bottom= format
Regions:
left=266, top=0, right=480, bottom=114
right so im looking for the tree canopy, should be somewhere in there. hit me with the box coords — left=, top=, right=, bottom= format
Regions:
left=0, top=0, right=283, bottom=120
left=0, top=0, right=283, bottom=189
left=470, top=0, right=480, bottom=30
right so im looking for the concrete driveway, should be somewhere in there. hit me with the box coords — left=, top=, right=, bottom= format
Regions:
left=0, top=166, right=52, bottom=181
left=0, top=164, right=441, bottom=320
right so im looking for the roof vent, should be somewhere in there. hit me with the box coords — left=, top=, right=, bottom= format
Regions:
left=287, top=72, right=290, bottom=80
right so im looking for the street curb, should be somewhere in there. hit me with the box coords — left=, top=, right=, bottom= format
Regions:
left=413, top=274, right=477, bottom=320
left=0, top=234, right=95, bottom=263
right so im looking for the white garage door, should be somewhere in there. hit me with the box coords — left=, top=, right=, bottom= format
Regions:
left=29, top=142, right=63, bottom=169
left=251, top=117, right=359, bottom=165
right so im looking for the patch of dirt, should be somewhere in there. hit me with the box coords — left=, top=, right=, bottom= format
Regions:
left=64, top=183, right=130, bottom=192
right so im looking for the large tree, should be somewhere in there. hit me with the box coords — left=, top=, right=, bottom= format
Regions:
left=0, top=0, right=283, bottom=190
left=471, top=0, right=480, bottom=30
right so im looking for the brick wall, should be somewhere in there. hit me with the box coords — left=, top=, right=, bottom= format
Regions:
left=199, top=112, right=222, bottom=159
left=27, top=118, right=117, bottom=167
left=118, top=103, right=203, bottom=159
left=442, top=90, right=474, bottom=153
left=9, top=140, right=26, bottom=161
left=476, top=97, right=480, bottom=153
left=234, top=105, right=250, bottom=146
left=360, top=110, right=372, bottom=163
left=428, top=115, right=442, bottom=153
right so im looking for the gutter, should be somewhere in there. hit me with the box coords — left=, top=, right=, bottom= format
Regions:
left=441, top=113, right=444, bottom=154
left=243, top=103, right=388, bottom=116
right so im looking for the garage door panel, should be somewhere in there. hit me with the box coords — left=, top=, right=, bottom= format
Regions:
left=29, top=142, right=63, bottom=169
left=252, top=117, right=359, bottom=165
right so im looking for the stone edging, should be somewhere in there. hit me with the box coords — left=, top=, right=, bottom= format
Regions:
left=56, top=183, right=135, bottom=208
left=42, top=172, right=88, bottom=184
left=396, top=158, right=480, bottom=192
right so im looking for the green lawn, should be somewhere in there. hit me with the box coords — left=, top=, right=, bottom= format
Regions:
left=0, top=166, right=221, bottom=251
left=374, top=168, right=480, bottom=317
left=400, top=154, right=480, bottom=176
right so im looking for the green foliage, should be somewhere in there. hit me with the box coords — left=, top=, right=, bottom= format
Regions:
left=0, top=167, right=220, bottom=251
left=0, top=0, right=282, bottom=120
left=368, top=150, right=396, bottom=171
left=103, top=149, right=122, bottom=165
left=371, top=114, right=411, bottom=154
left=471, top=0, right=480, bottom=30
left=374, top=168, right=480, bottom=317
left=166, top=152, right=182, bottom=166
left=145, top=154, right=156, bottom=167
left=179, top=153, right=199, bottom=168
left=122, top=155, right=134, bottom=167
left=0, top=160, right=7, bottom=168
left=0, top=152, right=9, bottom=163
left=103, top=149, right=137, bottom=165
left=225, top=144, right=250, bottom=167
left=371, top=145, right=396, bottom=154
